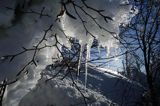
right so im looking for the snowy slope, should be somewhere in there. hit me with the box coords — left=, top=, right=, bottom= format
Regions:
left=18, top=64, right=144, bottom=106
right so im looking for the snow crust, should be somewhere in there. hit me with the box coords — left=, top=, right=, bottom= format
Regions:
left=0, top=0, right=137, bottom=105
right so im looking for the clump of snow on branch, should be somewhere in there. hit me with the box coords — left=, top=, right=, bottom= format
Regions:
left=60, top=0, right=136, bottom=88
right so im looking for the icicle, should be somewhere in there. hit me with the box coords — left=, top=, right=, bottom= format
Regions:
left=114, top=48, right=119, bottom=61
left=77, top=44, right=83, bottom=76
left=106, top=40, right=112, bottom=58
left=87, top=37, right=94, bottom=60
left=85, top=44, right=89, bottom=89
left=98, top=44, right=101, bottom=57
left=106, top=46, right=110, bottom=58
left=84, top=37, right=94, bottom=89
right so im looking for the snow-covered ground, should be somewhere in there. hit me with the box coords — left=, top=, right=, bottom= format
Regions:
left=18, top=64, right=144, bottom=106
